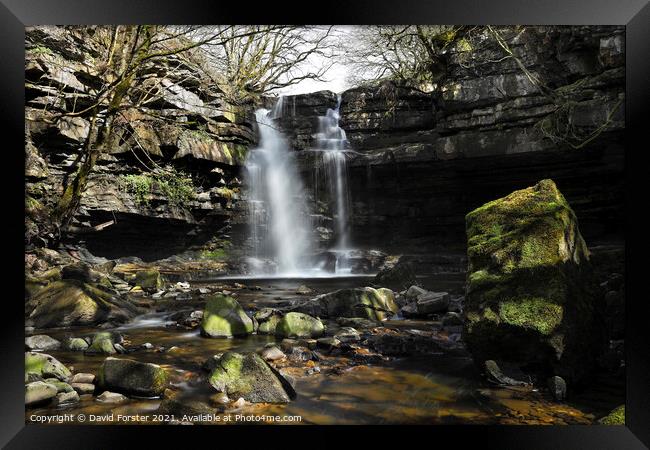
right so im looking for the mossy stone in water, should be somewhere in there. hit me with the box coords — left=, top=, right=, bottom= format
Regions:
left=133, top=269, right=164, bottom=291
left=65, top=337, right=89, bottom=351
left=298, top=287, right=398, bottom=321
left=208, top=352, right=291, bottom=403
left=98, top=357, right=168, bottom=397
left=463, top=179, right=601, bottom=383
left=25, top=352, right=71, bottom=382
left=598, top=405, right=625, bottom=425
left=25, top=381, right=58, bottom=406
left=276, top=312, right=324, bottom=338
left=200, top=295, right=254, bottom=338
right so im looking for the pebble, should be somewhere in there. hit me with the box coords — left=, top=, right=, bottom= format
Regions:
left=96, top=391, right=128, bottom=403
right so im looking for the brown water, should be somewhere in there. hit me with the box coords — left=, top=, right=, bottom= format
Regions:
left=25, top=274, right=619, bottom=425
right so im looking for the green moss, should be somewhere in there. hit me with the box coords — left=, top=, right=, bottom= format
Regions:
left=598, top=405, right=625, bottom=425
left=201, top=248, right=228, bottom=260
left=27, top=45, right=52, bottom=56
left=499, top=297, right=563, bottom=335
left=119, top=169, right=195, bottom=206
left=119, top=174, right=153, bottom=205
left=276, top=312, right=324, bottom=338
left=200, top=295, right=254, bottom=337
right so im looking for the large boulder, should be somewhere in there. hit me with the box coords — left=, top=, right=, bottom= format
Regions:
left=25, top=279, right=138, bottom=328
left=98, top=357, right=168, bottom=397
left=292, top=287, right=398, bottom=321
left=463, top=179, right=601, bottom=383
left=25, top=334, right=61, bottom=351
left=200, top=295, right=254, bottom=338
left=275, top=312, right=324, bottom=338
left=25, top=352, right=71, bottom=381
left=207, top=352, right=294, bottom=403
left=25, top=381, right=58, bottom=406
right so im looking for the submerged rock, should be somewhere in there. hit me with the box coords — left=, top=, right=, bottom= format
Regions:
left=98, top=357, right=168, bottom=397
left=25, top=352, right=71, bottom=381
left=276, top=312, right=324, bottom=338
left=208, top=352, right=294, bottom=403
left=464, top=179, right=601, bottom=383
left=200, top=294, right=254, bottom=338
left=25, top=334, right=61, bottom=351
left=292, top=287, right=398, bottom=321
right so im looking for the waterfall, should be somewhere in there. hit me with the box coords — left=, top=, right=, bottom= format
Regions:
left=314, top=95, right=353, bottom=273
left=245, top=99, right=312, bottom=275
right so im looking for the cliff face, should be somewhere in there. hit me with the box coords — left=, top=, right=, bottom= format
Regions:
left=25, top=25, right=625, bottom=271
left=276, top=26, right=625, bottom=264
left=25, top=26, right=257, bottom=262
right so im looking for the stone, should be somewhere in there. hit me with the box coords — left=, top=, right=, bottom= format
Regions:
left=260, top=346, right=286, bottom=361
left=96, top=391, right=128, bottom=403
left=25, top=334, right=61, bottom=351
left=98, top=357, right=168, bottom=397
left=25, top=280, right=137, bottom=328
left=25, top=352, right=71, bottom=381
left=374, top=261, right=417, bottom=289
left=334, top=327, right=361, bottom=343
left=464, top=180, right=601, bottom=383
left=484, top=360, right=529, bottom=387
left=293, top=287, right=398, bottom=321
left=208, top=352, right=294, bottom=403
left=296, top=285, right=314, bottom=295
left=71, top=382, right=95, bottom=395
left=416, top=291, right=450, bottom=315
left=25, top=381, right=58, bottom=406
left=317, top=337, right=341, bottom=349
left=54, top=390, right=80, bottom=406
left=65, top=337, right=89, bottom=351
left=405, top=285, right=427, bottom=299
left=133, top=269, right=164, bottom=291
left=547, top=375, right=567, bottom=401
left=43, top=379, right=74, bottom=393
left=71, top=373, right=95, bottom=384
left=254, top=309, right=282, bottom=335
left=275, top=312, right=325, bottom=339
left=598, top=405, right=625, bottom=425
left=200, top=294, right=254, bottom=338
left=85, top=333, right=117, bottom=355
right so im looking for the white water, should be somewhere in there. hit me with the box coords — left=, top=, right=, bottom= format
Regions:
left=245, top=98, right=313, bottom=275
left=314, top=95, right=353, bottom=273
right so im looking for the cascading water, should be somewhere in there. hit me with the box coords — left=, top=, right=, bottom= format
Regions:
left=245, top=98, right=313, bottom=275
left=314, top=95, right=353, bottom=273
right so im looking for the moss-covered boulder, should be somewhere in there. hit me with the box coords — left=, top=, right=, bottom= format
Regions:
left=133, top=269, right=164, bottom=291
left=85, top=332, right=117, bottom=355
left=200, top=295, right=254, bottom=338
left=293, top=287, right=398, bottom=321
left=25, top=279, right=138, bottom=328
left=65, top=337, right=89, bottom=351
left=25, top=352, right=71, bottom=381
left=276, top=312, right=324, bottom=338
left=98, top=357, right=168, bottom=397
left=25, top=381, right=58, bottom=407
left=463, top=179, right=601, bottom=383
left=208, top=352, right=293, bottom=403
left=598, top=405, right=625, bottom=425
left=254, top=308, right=282, bottom=335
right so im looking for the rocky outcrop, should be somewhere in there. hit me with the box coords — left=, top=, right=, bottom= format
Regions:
left=463, top=179, right=602, bottom=383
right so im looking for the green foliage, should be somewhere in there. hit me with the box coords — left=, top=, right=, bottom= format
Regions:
left=27, top=45, right=52, bottom=56
left=118, top=169, right=195, bottom=206
left=201, top=248, right=228, bottom=260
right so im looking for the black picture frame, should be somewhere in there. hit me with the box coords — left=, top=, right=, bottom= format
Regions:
left=3, top=0, right=648, bottom=448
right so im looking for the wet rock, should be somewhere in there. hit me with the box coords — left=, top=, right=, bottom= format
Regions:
left=293, top=287, right=398, bottom=321
left=61, top=262, right=103, bottom=284
left=64, top=337, right=89, bottom=351
left=133, top=269, right=164, bottom=292
left=98, top=357, right=168, bottom=397
left=442, top=312, right=463, bottom=327
left=464, top=180, right=601, bottom=383
left=25, top=334, right=61, bottom=351
left=207, top=352, right=294, bottom=403
left=400, top=303, right=419, bottom=318
left=254, top=308, right=282, bottom=335
left=96, top=391, right=128, bottom=403
left=200, top=294, right=254, bottom=338
left=71, top=382, right=95, bottom=395
left=484, top=360, right=530, bottom=387
left=316, top=337, right=341, bottom=350
left=71, top=373, right=95, bottom=384
left=25, top=381, right=58, bottom=406
left=202, top=354, right=224, bottom=372
left=85, top=332, right=117, bottom=355
left=405, top=285, right=427, bottom=299
left=25, top=352, right=71, bottom=381
left=260, top=346, right=286, bottom=361
left=598, top=405, right=625, bottom=425
left=25, top=279, right=138, bottom=328
left=287, top=346, right=315, bottom=363
left=296, top=285, right=314, bottom=295
left=374, top=260, right=417, bottom=290
left=54, top=390, right=80, bottom=406
left=276, top=312, right=324, bottom=338
left=416, top=291, right=450, bottom=315
left=43, top=379, right=74, bottom=393
left=334, top=327, right=361, bottom=343
left=547, top=375, right=567, bottom=401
